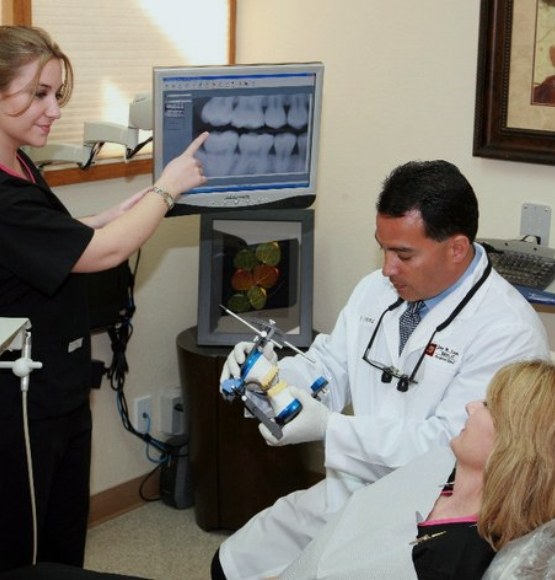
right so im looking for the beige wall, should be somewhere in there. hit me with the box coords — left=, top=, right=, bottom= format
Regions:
left=56, top=0, right=555, bottom=494
left=235, top=0, right=555, bottom=330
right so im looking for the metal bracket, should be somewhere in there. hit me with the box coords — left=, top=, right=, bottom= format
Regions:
left=520, top=203, right=551, bottom=246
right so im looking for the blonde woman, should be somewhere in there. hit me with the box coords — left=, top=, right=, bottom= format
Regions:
left=0, top=25, right=206, bottom=573
left=273, top=360, right=555, bottom=579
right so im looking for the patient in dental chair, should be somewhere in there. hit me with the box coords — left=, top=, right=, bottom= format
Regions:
left=273, top=359, right=555, bottom=579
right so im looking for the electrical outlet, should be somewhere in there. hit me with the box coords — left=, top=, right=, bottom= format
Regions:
left=134, top=395, right=152, bottom=433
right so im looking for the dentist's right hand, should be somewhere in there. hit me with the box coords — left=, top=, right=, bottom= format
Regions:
left=219, top=341, right=278, bottom=388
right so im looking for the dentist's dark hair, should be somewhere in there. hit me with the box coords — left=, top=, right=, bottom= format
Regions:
left=376, top=160, right=479, bottom=242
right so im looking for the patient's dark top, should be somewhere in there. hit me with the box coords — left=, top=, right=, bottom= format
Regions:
left=412, top=519, right=495, bottom=579
left=411, top=471, right=495, bottom=579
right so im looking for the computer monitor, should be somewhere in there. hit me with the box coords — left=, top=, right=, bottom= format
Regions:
left=153, top=62, right=324, bottom=215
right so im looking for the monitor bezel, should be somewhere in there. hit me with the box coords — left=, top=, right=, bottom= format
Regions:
left=153, top=62, right=324, bottom=216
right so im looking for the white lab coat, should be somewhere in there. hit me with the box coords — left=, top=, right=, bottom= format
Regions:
left=219, top=247, right=550, bottom=580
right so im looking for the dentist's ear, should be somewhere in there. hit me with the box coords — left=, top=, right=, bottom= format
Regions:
left=449, top=234, right=471, bottom=263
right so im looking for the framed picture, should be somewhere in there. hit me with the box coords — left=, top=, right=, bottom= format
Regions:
left=197, top=209, right=314, bottom=347
left=473, top=0, right=555, bottom=165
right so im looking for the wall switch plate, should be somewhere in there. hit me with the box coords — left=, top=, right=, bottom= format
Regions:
left=520, top=203, right=551, bottom=246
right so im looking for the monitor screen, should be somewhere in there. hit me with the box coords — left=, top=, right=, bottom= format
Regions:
left=153, top=62, right=324, bottom=215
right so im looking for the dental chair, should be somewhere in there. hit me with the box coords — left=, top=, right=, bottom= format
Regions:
left=483, top=518, right=555, bottom=579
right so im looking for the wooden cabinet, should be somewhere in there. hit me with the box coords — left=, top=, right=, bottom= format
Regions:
left=176, top=327, right=316, bottom=531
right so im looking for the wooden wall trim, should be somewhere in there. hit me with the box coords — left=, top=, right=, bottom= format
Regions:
left=228, top=0, right=237, bottom=64
left=43, top=158, right=152, bottom=188
left=88, top=470, right=161, bottom=528
left=12, top=0, right=31, bottom=25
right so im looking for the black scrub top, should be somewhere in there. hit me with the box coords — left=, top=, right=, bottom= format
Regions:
left=0, top=150, right=95, bottom=420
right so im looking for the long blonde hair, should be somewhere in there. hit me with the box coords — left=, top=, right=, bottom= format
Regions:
left=0, top=25, right=73, bottom=113
left=479, top=359, right=555, bottom=550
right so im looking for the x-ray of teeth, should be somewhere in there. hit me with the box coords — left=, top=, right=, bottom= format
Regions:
left=235, top=133, right=274, bottom=174
left=196, top=129, right=309, bottom=177
left=297, top=133, right=308, bottom=159
left=273, top=133, right=297, bottom=172
left=196, top=130, right=239, bottom=176
left=200, top=94, right=309, bottom=131
left=196, top=93, right=311, bottom=178
left=287, top=94, right=309, bottom=130
left=265, top=95, right=288, bottom=129
left=231, top=96, right=266, bottom=129
left=200, top=96, right=235, bottom=127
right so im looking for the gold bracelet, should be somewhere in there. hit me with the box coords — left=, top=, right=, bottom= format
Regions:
left=148, top=185, right=175, bottom=211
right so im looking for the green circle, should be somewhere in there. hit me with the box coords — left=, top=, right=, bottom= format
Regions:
left=247, top=286, right=267, bottom=310
left=233, top=248, right=258, bottom=271
left=227, top=293, right=251, bottom=313
left=255, top=242, right=281, bottom=266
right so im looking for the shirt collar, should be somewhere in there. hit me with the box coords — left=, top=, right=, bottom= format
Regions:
left=423, top=242, right=482, bottom=312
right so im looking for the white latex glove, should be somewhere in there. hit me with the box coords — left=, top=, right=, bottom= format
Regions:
left=258, top=386, right=330, bottom=446
left=219, top=341, right=277, bottom=384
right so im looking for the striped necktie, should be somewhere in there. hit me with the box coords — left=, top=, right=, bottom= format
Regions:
left=399, top=300, right=424, bottom=354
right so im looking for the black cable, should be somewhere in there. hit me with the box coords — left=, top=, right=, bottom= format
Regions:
left=126, top=136, right=153, bottom=160
left=479, top=241, right=503, bottom=254
left=81, top=142, right=104, bottom=169
left=105, top=250, right=171, bottom=456
left=139, top=463, right=163, bottom=502
left=520, top=234, right=542, bottom=245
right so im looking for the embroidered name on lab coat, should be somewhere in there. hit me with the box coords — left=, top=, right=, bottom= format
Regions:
left=426, top=343, right=459, bottom=364
left=360, top=315, right=376, bottom=325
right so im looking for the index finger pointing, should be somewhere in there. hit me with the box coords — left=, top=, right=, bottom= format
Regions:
left=185, top=131, right=210, bottom=155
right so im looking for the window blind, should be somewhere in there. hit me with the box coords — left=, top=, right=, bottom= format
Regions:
left=32, top=0, right=230, bottom=158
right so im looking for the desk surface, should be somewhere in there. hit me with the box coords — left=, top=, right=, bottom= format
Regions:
left=515, top=282, right=555, bottom=307
left=177, top=326, right=318, bottom=359
left=176, top=326, right=232, bottom=358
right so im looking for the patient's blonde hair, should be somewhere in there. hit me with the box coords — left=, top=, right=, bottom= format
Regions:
left=0, top=25, right=73, bottom=113
left=479, top=359, right=555, bottom=550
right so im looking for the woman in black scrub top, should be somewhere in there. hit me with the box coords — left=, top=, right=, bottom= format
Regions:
left=0, top=25, right=207, bottom=573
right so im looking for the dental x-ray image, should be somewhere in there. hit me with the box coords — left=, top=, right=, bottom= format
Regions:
left=194, top=93, right=311, bottom=179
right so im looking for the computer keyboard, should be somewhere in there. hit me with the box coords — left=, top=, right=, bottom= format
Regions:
left=479, top=238, right=555, bottom=290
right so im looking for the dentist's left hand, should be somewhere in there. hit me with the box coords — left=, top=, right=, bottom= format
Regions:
left=258, top=386, right=330, bottom=446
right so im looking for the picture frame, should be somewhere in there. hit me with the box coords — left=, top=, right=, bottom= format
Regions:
left=473, top=0, right=555, bottom=165
left=196, top=209, right=314, bottom=347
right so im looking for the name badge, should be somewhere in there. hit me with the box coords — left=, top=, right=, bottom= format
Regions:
left=426, top=343, right=460, bottom=365
left=68, top=337, right=83, bottom=353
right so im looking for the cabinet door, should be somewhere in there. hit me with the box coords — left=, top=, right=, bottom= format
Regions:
left=177, top=327, right=319, bottom=531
